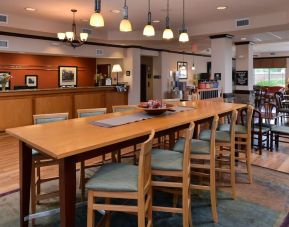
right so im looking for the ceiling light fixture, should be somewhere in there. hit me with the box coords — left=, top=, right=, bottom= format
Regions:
left=162, top=0, right=174, bottom=40
left=192, top=55, right=196, bottom=71
left=57, top=9, right=88, bottom=48
left=217, top=6, right=227, bottom=10
left=25, top=7, right=36, bottom=11
left=179, top=0, right=189, bottom=42
left=120, top=0, right=132, bottom=32
left=90, top=0, right=104, bottom=27
left=143, top=0, right=155, bottom=37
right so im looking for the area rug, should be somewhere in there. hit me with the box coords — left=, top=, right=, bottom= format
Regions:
left=0, top=164, right=288, bottom=227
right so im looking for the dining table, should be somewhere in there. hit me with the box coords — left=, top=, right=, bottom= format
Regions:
left=6, top=100, right=246, bottom=227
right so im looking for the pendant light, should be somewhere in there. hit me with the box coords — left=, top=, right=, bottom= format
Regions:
left=143, top=0, right=155, bottom=37
left=162, top=0, right=174, bottom=39
left=179, top=0, right=189, bottom=42
left=120, top=0, right=132, bottom=32
left=90, top=0, right=104, bottom=27
left=192, top=55, right=196, bottom=70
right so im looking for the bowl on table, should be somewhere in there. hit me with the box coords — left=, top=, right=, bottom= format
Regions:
left=138, top=102, right=174, bottom=115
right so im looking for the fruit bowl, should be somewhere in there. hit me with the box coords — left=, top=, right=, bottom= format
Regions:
left=138, top=100, right=174, bottom=115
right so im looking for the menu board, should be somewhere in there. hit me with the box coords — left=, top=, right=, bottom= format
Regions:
left=236, top=71, right=248, bottom=86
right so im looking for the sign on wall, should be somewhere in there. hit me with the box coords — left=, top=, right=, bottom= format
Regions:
left=236, top=71, right=248, bottom=86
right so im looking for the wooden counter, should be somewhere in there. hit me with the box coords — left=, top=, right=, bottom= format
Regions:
left=0, top=87, right=128, bottom=131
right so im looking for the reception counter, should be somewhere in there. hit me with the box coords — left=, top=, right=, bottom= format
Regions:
left=0, top=87, right=128, bottom=131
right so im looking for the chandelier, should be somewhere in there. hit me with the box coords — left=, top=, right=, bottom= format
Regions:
left=57, top=9, right=88, bottom=48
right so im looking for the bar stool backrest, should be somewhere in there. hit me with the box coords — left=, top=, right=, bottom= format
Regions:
left=33, top=113, right=69, bottom=125
left=77, top=108, right=107, bottom=118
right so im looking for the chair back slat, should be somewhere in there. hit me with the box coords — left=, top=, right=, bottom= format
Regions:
left=183, top=122, right=195, bottom=177
left=77, top=108, right=107, bottom=118
left=112, top=105, right=137, bottom=113
left=33, top=113, right=69, bottom=125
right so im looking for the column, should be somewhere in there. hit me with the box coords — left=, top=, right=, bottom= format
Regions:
left=210, top=34, right=233, bottom=98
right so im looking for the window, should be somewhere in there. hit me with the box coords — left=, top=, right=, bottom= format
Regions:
left=254, top=68, right=286, bottom=87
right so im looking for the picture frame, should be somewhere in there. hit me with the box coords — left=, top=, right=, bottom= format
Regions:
left=177, top=61, right=188, bottom=79
left=25, top=75, right=38, bottom=88
left=0, top=71, right=11, bottom=90
left=58, top=66, right=78, bottom=87
left=214, top=73, right=222, bottom=81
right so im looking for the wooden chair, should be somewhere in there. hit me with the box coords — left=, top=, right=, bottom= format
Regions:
left=162, top=98, right=181, bottom=103
left=31, top=113, right=69, bottom=215
left=275, top=92, right=289, bottom=122
left=86, top=130, right=155, bottom=227
left=219, top=105, right=254, bottom=183
left=151, top=122, right=195, bottom=227
left=200, top=110, right=238, bottom=199
left=112, top=105, right=139, bottom=163
left=174, top=116, right=219, bottom=223
left=77, top=108, right=107, bottom=201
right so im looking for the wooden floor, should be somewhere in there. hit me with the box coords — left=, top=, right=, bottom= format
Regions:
left=0, top=133, right=288, bottom=196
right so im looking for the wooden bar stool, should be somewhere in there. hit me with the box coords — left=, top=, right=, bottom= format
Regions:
left=77, top=108, right=107, bottom=201
left=218, top=105, right=254, bottom=183
left=199, top=110, right=238, bottom=199
left=31, top=113, right=69, bottom=215
left=173, top=115, right=219, bottom=223
left=86, top=131, right=155, bottom=227
left=151, top=122, right=195, bottom=227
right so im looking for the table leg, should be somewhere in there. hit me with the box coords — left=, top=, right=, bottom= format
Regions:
left=59, top=157, right=76, bottom=227
left=19, top=141, right=32, bottom=227
left=169, top=132, right=176, bottom=149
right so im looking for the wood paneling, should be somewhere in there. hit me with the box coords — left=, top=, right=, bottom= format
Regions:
left=105, top=92, right=128, bottom=112
left=74, top=93, right=105, bottom=117
left=254, top=58, right=287, bottom=68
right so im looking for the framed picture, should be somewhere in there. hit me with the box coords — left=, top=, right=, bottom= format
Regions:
left=25, top=75, right=38, bottom=88
left=214, top=73, right=222, bottom=81
left=58, top=66, right=78, bottom=87
left=177, top=61, right=188, bottom=79
left=0, top=72, right=11, bottom=90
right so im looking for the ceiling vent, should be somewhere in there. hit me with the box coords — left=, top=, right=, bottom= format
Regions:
left=236, top=18, right=250, bottom=28
left=0, top=40, right=8, bottom=48
left=82, top=28, right=93, bottom=35
left=96, top=49, right=104, bottom=56
left=0, top=14, right=8, bottom=24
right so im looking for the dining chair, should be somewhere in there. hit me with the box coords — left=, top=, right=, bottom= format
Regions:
left=151, top=121, right=195, bottom=227
left=31, top=113, right=69, bottom=216
left=275, top=92, right=289, bottom=123
left=86, top=130, right=155, bottom=227
left=173, top=116, right=219, bottom=223
left=218, top=105, right=254, bottom=183
left=112, top=105, right=139, bottom=163
left=199, top=110, right=238, bottom=199
left=77, top=108, right=107, bottom=201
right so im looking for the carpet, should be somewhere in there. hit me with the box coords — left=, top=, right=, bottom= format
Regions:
left=0, top=164, right=288, bottom=227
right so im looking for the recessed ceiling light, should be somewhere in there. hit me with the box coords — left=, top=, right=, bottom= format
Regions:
left=217, top=6, right=227, bottom=10
left=110, top=9, right=120, bottom=14
left=241, top=37, right=247, bottom=41
left=152, top=20, right=160, bottom=23
left=25, top=7, right=36, bottom=11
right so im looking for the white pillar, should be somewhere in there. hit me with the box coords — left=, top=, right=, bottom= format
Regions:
left=123, top=48, right=141, bottom=104
left=210, top=35, right=233, bottom=96
left=235, top=42, right=254, bottom=91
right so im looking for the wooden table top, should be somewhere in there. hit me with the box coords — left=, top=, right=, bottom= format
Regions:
left=6, top=100, right=245, bottom=159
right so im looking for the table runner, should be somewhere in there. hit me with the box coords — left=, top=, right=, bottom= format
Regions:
left=91, top=106, right=195, bottom=128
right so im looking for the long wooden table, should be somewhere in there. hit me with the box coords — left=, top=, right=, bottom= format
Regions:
left=6, top=100, right=246, bottom=227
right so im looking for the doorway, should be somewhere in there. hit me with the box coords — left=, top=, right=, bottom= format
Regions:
left=140, top=56, right=153, bottom=102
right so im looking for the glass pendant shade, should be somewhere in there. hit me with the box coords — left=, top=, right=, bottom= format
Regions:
left=120, top=19, right=132, bottom=32
left=143, top=24, right=155, bottom=36
left=163, top=28, right=174, bottom=39
left=57, top=33, right=66, bottom=40
left=65, top=32, right=74, bottom=41
left=80, top=33, right=88, bottom=41
left=90, top=12, right=104, bottom=27
left=179, top=31, right=189, bottom=42
left=192, top=64, right=196, bottom=70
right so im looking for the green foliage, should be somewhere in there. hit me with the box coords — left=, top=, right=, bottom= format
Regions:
left=256, top=78, right=285, bottom=87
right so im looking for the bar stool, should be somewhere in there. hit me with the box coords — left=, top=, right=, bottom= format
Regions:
left=77, top=108, right=107, bottom=200
left=173, top=115, right=219, bottom=223
left=86, top=131, right=155, bottom=227
left=31, top=113, right=69, bottom=215
left=151, top=122, right=195, bottom=227
left=218, top=105, right=254, bottom=183
left=112, top=105, right=139, bottom=163
left=199, top=110, right=238, bottom=199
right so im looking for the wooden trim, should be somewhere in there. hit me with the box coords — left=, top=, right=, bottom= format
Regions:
left=235, top=41, right=255, bottom=45
left=210, top=34, right=233, bottom=39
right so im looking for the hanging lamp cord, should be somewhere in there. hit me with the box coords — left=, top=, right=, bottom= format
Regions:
left=182, top=0, right=185, bottom=30
left=148, top=0, right=152, bottom=24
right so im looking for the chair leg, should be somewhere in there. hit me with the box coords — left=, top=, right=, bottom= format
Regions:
left=80, top=161, right=86, bottom=201
left=230, top=145, right=236, bottom=199
left=147, top=188, right=153, bottom=227
left=245, top=141, right=253, bottom=184
left=104, top=198, right=111, bottom=227
left=210, top=160, right=218, bottom=223
left=258, top=133, right=262, bottom=155
left=31, top=158, right=36, bottom=221
left=87, top=191, right=95, bottom=227
left=182, top=185, right=189, bottom=227
left=36, top=160, right=41, bottom=205
left=137, top=196, right=146, bottom=227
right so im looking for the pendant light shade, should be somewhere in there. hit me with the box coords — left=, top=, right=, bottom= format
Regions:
left=179, top=0, right=189, bottom=42
left=162, top=0, right=174, bottom=40
left=80, top=33, right=88, bottom=41
left=57, top=33, right=65, bottom=40
left=120, top=0, right=132, bottom=32
left=66, top=32, right=74, bottom=41
left=143, top=0, right=155, bottom=37
left=90, top=0, right=104, bottom=27
left=192, top=64, right=196, bottom=71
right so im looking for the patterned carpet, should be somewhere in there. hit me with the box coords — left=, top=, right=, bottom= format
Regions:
left=0, top=164, right=288, bottom=227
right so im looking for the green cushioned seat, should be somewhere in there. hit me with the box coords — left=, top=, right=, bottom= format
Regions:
left=200, top=129, right=231, bottom=142
left=79, top=111, right=105, bottom=118
left=271, top=126, right=289, bottom=134
left=218, top=124, right=247, bottom=134
left=32, top=149, right=40, bottom=156
left=151, top=149, right=183, bottom=171
left=173, top=138, right=210, bottom=154
left=252, top=126, right=270, bottom=133
left=85, top=163, right=138, bottom=192
left=35, top=117, right=68, bottom=125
